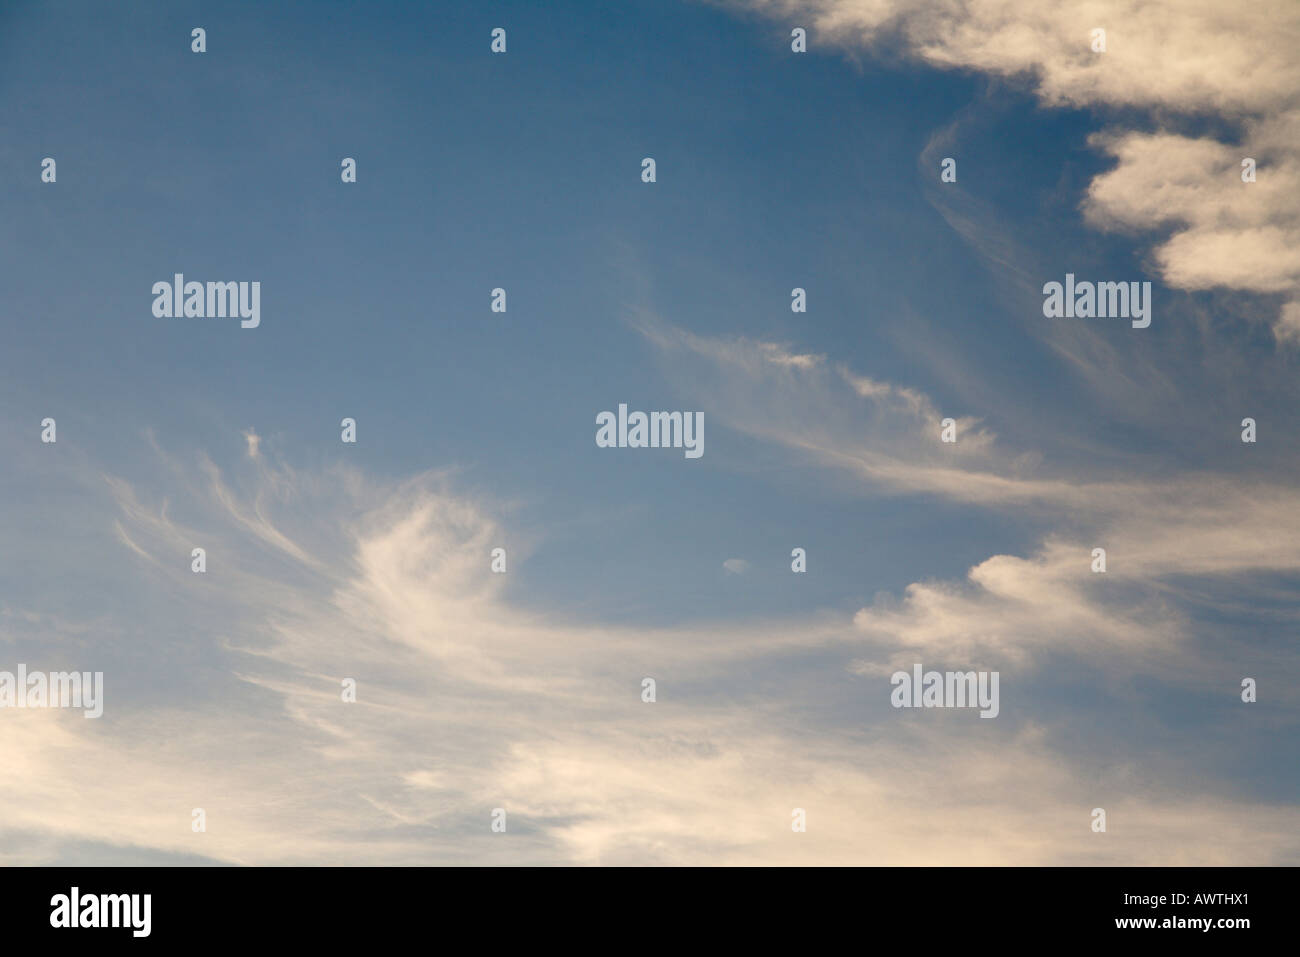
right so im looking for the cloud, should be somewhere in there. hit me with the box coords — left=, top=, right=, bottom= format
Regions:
left=849, top=540, right=1185, bottom=675
left=635, top=314, right=1300, bottom=530
left=3, top=436, right=1294, bottom=864
left=1083, top=121, right=1300, bottom=339
left=723, top=558, right=750, bottom=574
left=634, top=317, right=1300, bottom=689
left=631, top=312, right=1004, bottom=492
left=732, top=0, right=1300, bottom=337
left=493, top=722, right=1300, bottom=865
left=734, top=0, right=1299, bottom=111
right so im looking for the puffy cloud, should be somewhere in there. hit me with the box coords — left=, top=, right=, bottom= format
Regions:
left=733, top=0, right=1300, bottom=337
left=735, top=0, right=1299, bottom=112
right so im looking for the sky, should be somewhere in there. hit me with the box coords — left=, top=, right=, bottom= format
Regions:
left=1, top=0, right=1298, bottom=865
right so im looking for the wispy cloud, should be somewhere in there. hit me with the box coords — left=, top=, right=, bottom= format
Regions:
left=3, top=435, right=1293, bottom=863
left=634, top=316, right=1300, bottom=686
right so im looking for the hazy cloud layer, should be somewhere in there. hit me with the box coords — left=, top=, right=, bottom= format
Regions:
left=2, top=425, right=1294, bottom=864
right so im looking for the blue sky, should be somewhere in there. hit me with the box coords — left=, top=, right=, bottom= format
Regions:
left=2, top=0, right=1299, bottom=864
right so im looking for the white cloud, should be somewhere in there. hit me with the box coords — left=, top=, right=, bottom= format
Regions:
left=733, top=0, right=1300, bottom=337
left=5, top=439, right=1293, bottom=864
left=635, top=317, right=1300, bottom=692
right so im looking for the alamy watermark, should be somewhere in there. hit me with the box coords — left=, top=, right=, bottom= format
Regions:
left=1042, top=273, right=1151, bottom=329
left=0, top=665, right=103, bottom=718
left=50, top=887, right=150, bottom=937
left=152, top=274, right=260, bottom=328
left=890, top=664, right=999, bottom=718
left=596, top=404, right=703, bottom=458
